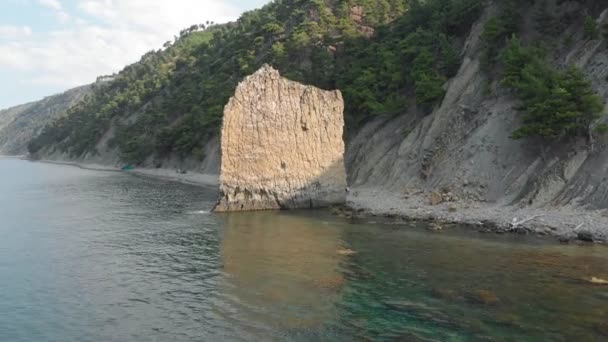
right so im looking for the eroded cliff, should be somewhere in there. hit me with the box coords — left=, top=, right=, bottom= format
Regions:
left=214, top=65, right=347, bottom=212
left=348, top=2, right=608, bottom=209
left=345, top=1, right=608, bottom=236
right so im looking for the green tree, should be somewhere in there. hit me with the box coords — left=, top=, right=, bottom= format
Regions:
left=500, top=38, right=604, bottom=141
left=480, top=0, right=521, bottom=69
left=584, top=15, right=599, bottom=40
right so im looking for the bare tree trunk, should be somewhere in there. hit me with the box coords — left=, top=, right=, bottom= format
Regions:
left=509, top=215, right=544, bottom=230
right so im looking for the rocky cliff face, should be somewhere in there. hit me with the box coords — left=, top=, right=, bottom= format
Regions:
left=0, top=85, right=91, bottom=155
left=347, top=1, right=608, bottom=210
left=214, top=65, right=347, bottom=212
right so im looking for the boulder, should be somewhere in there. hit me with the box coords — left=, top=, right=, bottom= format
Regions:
left=577, top=230, right=595, bottom=242
left=428, top=222, right=443, bottom=231
left=429, top=191, right=443, bottom=205
left=213, top=65, right=347, bottom=212
left=431, top=287, right=456, bottom=300
left=467, top=290, right=500, bottom=305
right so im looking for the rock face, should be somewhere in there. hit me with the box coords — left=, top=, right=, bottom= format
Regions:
left=346, top=2, right=608, bottom=210
left=213, top=65, right=347, bottom=212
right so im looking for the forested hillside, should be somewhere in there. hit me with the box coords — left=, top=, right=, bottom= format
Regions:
left=28, top=0, right=486, bottom=165
left=27, top=0, right=607, bottom=175
left=0, top=85, right=91, bottom=155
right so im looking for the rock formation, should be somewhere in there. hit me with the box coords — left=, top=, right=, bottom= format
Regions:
left=213, top=65, right=347, bottom=212
left=346, top=3, right=608, bottom=209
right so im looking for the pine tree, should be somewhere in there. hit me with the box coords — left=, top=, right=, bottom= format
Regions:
left=584, top=16, right=599, bottom=40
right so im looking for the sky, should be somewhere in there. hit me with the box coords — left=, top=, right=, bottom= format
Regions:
left=0, top=0, right=269, bottom=109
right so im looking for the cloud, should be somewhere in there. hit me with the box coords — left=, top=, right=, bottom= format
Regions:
left=0, top=0, right=263, bottom=95
left=38, top=0, right=70, bottom=23
left=38, top=0, right=62, bottom=10
left=77, top=0, right=239, bottom=36
left=0, top=25, right=142, bottom=84
left=0, top=25, right=32, bottom=40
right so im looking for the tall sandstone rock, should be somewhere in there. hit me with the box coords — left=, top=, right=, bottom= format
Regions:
left=213, top=65, right=347, bottom=212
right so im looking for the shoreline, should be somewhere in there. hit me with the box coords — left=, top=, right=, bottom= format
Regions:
left=35, top=159, right=219, bottom=187
left=23, top=159, right=608, bottom=243
left=346, top=187, right=608, bottom=243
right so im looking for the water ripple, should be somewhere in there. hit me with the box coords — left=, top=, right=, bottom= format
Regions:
left=2, top=160, right=608, bottom=341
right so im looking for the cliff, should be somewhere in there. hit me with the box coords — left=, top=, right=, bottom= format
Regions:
left=0, top=85, right=91, bottom=155
left=346, top=0, right=608, bottom=237
left=214, top=65, right=346, bottom=212
left=348, top=1, right=608, bottom=206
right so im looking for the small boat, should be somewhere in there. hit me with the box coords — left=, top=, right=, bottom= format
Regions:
left=121, top=164, right=135, bottom=171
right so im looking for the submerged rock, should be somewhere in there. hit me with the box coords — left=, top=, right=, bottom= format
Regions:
left=596, top=322, right=608, bottom=336
left=314, top=274, right=346, bottom=291
left=467, top=290, right=500, bottom=305
left=494, top=313, right=523, bottom=328
left=431, top=287, right=457, bottom=300
left=213, top=65, right=347, bottom=212
left=428, top=222, right=443, bottom=231
left=336, top=248, right=357, bottom=256
left=384, top=299, right=438, bottom=312
left=394, top=331, right=437, bottom=342
left=587, top=277, right=608, bottom=285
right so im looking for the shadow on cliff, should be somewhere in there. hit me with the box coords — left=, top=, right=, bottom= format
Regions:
left=213, top=159, right=348, bottom=212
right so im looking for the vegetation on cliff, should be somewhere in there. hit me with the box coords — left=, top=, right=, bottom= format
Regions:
left=481, top=0, right=605, bottom=142
left=28, top=0, right=484, bottom=164
left=27, top=0, right=606, bottom=164
left=500, top=37, right=604, bottom=140
left=0, top=85, right=91, bottom=155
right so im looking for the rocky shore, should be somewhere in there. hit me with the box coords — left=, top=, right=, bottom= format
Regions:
left=345, top=187, right=608, bottom=243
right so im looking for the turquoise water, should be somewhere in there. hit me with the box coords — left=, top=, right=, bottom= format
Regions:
left=0, top=159, right=607, bottom=341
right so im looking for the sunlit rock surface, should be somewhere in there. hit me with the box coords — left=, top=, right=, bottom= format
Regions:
left=214, top=65, right=346, bottom=212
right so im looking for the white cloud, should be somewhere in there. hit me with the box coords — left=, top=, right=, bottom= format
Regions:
left=38, top=0, right=62, bottom=10
left=55, top=10, right=71, bottom=23
left=0, top=0, right=261, bottom=91
left=38, top=0, right=71, bottom=23
left=77, top=0, right=239, bottom=37
left=0, top=25, right=32, bottom=40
